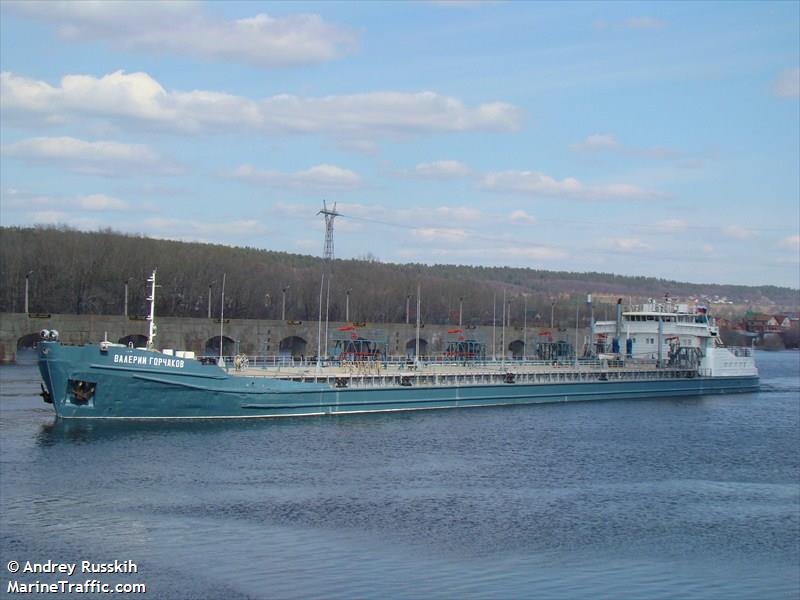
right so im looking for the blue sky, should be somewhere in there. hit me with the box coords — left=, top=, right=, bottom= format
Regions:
left=1, top=1, right=798, bottom=287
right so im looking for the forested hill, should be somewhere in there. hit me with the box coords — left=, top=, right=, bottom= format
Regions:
left=1, top=226, right=797, bottom=324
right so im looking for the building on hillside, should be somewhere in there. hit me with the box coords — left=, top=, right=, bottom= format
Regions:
left=772, top=315, right=797, bottom=330
left=744, top=314, right=779, bottom=334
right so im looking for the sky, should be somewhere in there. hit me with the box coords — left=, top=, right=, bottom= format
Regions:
left=1, top=1, right=798, bottom=288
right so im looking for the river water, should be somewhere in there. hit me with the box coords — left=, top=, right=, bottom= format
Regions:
left=1, top=351, right=798, bottom=599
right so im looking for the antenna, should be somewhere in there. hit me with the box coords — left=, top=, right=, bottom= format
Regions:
left=218, top=272, right=226, bottom=368
left=318, top=200, right=339, bottom=261
left=415, top=282, right=421, bottom=366
left=146, top=269, right=159, bottom=350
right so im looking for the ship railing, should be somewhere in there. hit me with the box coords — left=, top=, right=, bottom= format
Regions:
left=726, top=346, right=753, bottom=358
left=223, top=354, right=689, bottom=377
left=232, top=355, right=616, bottom=370
left=274, top=366, right=702, bottom=389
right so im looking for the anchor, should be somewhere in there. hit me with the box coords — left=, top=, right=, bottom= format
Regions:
left=71, top=381, right=95, bottom=403
left=39, top=383, right=52, bottom=404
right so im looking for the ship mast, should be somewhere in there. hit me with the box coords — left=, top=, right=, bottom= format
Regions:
left=146, top=269, right=158, bottom=350
left=218, top=272, right=226, bottom=368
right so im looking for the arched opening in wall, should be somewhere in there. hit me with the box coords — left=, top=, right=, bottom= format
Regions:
left=405, top=338, right=428, bottom=358
left=205, top=336, right=236, bottom=357
left=16, top=332, right=43, bottom=365
left=118, top=334, right=148, bottom=348
left=509, top=339, right=525, bottom=359
left=279, top=336, right=307, bottom=359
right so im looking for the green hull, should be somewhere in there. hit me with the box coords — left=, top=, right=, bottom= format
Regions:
left=38, top=342, right=760, bottom=420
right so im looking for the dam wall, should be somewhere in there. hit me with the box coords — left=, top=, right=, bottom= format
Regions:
left=0, top=312, right=581, bottom=363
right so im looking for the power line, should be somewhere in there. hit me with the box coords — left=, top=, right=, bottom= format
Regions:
left=340, top=210, right=795, bottom=235
left=268, top=207, right=798, bottom=271
left=282, top=206, right=794, bottom=236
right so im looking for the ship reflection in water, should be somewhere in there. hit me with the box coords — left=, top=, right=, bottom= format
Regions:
left=35, top=414, right=327, bottom=446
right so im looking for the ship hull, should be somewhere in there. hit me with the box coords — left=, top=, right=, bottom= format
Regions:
left=38, top=343, right=760, bottom=420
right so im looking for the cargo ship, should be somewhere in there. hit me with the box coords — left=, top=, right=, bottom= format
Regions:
left=36, top=272, right=758, bottom=420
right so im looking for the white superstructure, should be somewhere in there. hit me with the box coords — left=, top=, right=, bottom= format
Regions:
left=594, top=298, right=757, bottom=378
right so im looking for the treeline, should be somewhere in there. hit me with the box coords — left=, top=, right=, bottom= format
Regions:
left=1, top=226, right=797, bottom=326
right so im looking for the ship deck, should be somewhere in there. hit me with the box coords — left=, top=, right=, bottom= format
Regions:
left=230, top=359, right=699, bottom=389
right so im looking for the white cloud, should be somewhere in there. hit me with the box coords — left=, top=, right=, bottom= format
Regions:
left=494, top=246, right=566, bottom=260
left=28, top=210, right=101, bottom=229
left=412, top=160, right=470, bottom=178
left=637, top=146, right=677, bottom=160
left=1, top=189, right=51, bottom=210
left=1, top=136, right=181, bottom=175
left=594, top=16, right=666, bottom=31
left=28, top=210, right=67, bottom=223
left=143, top=216, right=269, bottom=239
left=1, top=71, right=523, bottom=140
left=571, top=133, right=678, bottom=160
left=271, top=201, right=316, bottom=219
left=571, top=134, right=621, bottom=152
left=294, top=239, right=320, bottom=251
left=722, top=225, right=757, bottom=240
left=423, top=206, right=482, bottom=222
left=624, top=17, right=666, bottom=30
left=481, top=170, right=662, bottom=201
left=2, top=205, right=272, bottom=243
left=774, top=68, right=800, bottom=99
left=230, top=164, right=362, bottom=191
left=77, top=194, right=129, bottom=210
left=677, top=158, right=705, bottom=170
left=509, top=209, right=536, bottom=225
left=398, top=245, right=567, bottom=262
left=777, top=235, right=800, bottom=250
left=413, top=227, right=468, bottom=243
left=6, top=1, right=356, bottom=68
left=657, top=218, right=688, bottom=232
left=339, top=203, right=482, bottom=227
left=1, top=188, right=130, bottom=212
left=606, top=238, right=653, bottom=252
left=337, top=139, right=379, bottom=154
left=425, top=1, right=500, bottom=7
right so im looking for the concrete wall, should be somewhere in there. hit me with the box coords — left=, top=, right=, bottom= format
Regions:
left=0, top=312, right=579, bottom=363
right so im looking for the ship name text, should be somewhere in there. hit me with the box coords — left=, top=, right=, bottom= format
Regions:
left=113, top=354, right=185, bottom=368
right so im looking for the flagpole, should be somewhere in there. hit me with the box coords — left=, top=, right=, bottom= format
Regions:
left=218, top=272, right=226, bottom=368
